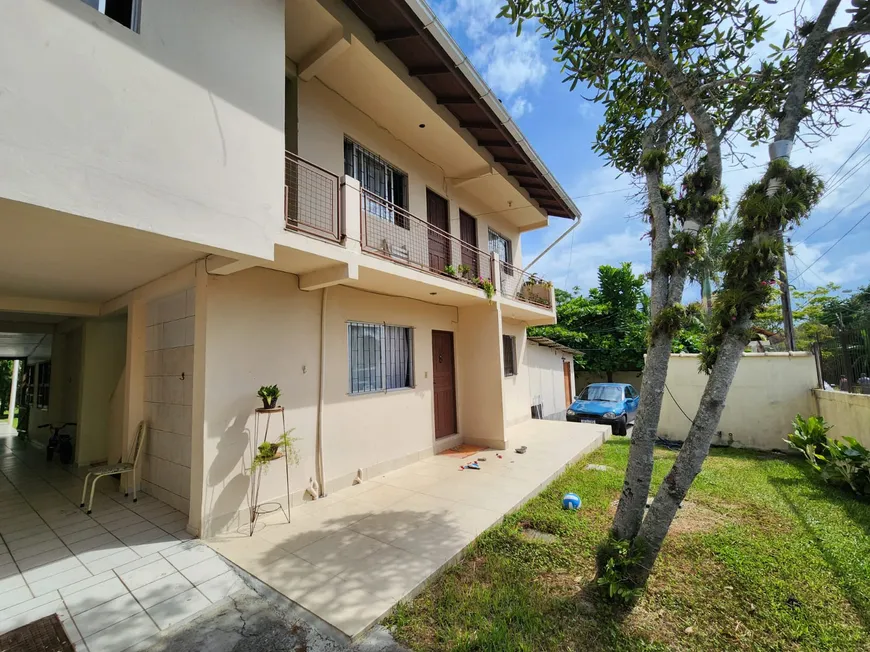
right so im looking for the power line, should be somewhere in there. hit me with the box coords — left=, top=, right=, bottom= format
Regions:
left=794, top=182, right=870, bottom=246
left=823, top=126, right=870, bottom=188
left=793, top=207, right=870, bottom=282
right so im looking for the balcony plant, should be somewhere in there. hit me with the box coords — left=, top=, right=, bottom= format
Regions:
left=458, top=264, right=472, bottom=279
left=444, top=264, right=458, bottom=278
left=257, top=384, right=281, bottom=409
left=519, top=274, right=552, bottom=304
left=475, top=277, right=496, bottom=302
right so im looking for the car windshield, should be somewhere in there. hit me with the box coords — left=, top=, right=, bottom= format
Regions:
left=579, top=386, right=623, bottom=402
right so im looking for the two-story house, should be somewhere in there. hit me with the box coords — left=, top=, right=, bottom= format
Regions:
left=0, top=0, right=580, bottom=537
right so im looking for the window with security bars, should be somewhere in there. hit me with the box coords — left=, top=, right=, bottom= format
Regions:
left=348, top=322, right=414, bottom=394
left=344, top=138, right=409, bottom=228
left=488, top=228, right=513, bottom=275
left=36, top=362, right=51, bottom=409
left=503, top=335, right=517, bottom=377
left=80, top=0, right=141, bottom=31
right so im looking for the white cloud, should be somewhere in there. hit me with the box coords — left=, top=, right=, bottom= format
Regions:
left=509, top=96, right=532, bottom=119
left=433, top=1, right=547, bottom=100
left=474, top=31, right=547, bottom=97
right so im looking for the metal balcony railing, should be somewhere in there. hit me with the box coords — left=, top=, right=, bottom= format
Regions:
left=498, top=261, right=554, bottom=309
left=285, top=152, right=341, bottom=242
left=360, top=188, right=495, bottom=289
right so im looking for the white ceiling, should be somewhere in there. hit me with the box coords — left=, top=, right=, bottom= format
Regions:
left=0, top=199, right=202, bottom=304
left=0, top=332, right=51, bottom=361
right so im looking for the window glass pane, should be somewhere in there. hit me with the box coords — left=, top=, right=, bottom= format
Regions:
left=349, top=323, right=383, bottom=393
left=385, top=326, right=413, bottom=389
left=502, top=335, right=516, bottom=376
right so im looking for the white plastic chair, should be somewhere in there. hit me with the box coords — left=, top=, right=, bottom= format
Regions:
left=80, top=421, right=147, bottom=515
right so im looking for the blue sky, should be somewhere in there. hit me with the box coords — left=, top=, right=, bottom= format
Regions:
left=432, top=0, right=870, bottom=302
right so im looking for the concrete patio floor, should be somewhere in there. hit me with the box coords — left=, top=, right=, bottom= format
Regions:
left=0, top=433, right=247, bottom=652
left=206, top=420, right=608, bottom=641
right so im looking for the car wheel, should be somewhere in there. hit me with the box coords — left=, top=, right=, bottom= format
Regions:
left=613, top=416, right=628, bottom=436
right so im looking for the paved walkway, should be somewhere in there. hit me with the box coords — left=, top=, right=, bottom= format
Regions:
left=207, top=420, right=608, bottom=641
left=0, top=434, right=245, bottom=652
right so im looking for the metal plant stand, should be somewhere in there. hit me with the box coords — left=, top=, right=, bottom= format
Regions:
left=249, top=406, right=291, bottom=536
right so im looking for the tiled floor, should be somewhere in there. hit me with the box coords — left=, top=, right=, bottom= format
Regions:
left=0, top=435, right=245, bottom=652
left=207, top=419, right=608, bottom=641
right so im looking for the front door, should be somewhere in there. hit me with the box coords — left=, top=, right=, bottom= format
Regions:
left=563, top=361, right=572, bottom=407
left=427, top=189, right=450, bottom=274
left=459, top=210, right=479, bottom=277
left=432, top=330, right=457, bottom=439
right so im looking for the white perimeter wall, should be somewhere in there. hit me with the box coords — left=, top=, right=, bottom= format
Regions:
left=0, top=0, right=284, bottom=259
left=814, top=389, right=870, bottom=448
left=659, top=353, right=817, bottom=450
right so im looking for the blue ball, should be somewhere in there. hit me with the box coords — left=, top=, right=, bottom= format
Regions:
left=562, top=493, right=581, bottom=510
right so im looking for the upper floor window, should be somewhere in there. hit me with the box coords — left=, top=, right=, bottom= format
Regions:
left=489, top=228, right=514, bottom=275
left=81, top=0, right=141, bottom=32
left=344, top=138, right=409, bottom=228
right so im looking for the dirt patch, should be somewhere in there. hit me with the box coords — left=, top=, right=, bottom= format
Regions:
left=520, top=527, right=559, bottom=543
left=608, top=498, right=728, bottom=534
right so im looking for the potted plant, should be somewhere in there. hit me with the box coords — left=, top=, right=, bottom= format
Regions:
left=519, top=275, right=552, bottom=304
left=444, top=264, right=458, bottom=278
left=249, top=430, right=300, bottom=474
left=474, top=276, right=496, bottom=302
left=457, top=264, right=472, bottom=280
left=257, top=385, right=281, bottom=409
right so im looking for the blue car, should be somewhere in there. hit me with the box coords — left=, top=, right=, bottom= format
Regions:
left=566, top=383, right=640, bottom=436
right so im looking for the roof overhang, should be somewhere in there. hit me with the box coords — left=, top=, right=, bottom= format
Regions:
left=340, top=0, right=579, bottom=220
left=528, top=335, right=581, bottom=357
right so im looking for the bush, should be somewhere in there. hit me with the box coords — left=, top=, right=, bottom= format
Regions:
left=786, top=414, right=870, bottom=496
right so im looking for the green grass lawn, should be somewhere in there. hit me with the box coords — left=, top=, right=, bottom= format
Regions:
left=387, top=440, right=870, bottom=651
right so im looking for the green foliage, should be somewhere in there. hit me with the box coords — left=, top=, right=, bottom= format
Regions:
left=755, top=283, right=840, bottom=349
left=785, top=414, right=833, bottom=461
left=640, top=149, right=667, bottom=172
left=257, top=385, right=280, bottom=402
left=457, top=264, right=471, bottom=278
left=250, top=429, right=299, bottom=474
left=444, top=264, right=458, bottom=278
left=475, top=277, right=496, bottom=301
left=819, top=283, right=870, bottom=329
left=786, top=415, right=870, bottom=496
left=596, top=536, right=645, bottom=602
left=531, top=264, right=649, bottom=376
left=701, top=162, right=824, bottom=370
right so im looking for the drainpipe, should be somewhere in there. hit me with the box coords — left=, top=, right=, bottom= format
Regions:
left=315, top=286, right=328, bottom=497
left=522, top=217, right=580, bottom=273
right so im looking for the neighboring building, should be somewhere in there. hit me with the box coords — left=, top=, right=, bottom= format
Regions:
left=0, top=0, right=580, bottom=536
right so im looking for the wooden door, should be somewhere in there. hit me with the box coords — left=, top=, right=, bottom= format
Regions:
left=563, top=361, right=573, bottom=407
left=432, top=330, right=457, bottom=439
left=459, top=210, right=479, bottom=277
left=427, top=189, right=450, bottom=274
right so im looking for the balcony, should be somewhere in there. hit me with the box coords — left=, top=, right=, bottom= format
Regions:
left=284, top=152, right=341, bottom=242
left=498, top=262, right=554, bottom=310
left=280, top=154, right=554, bottom=315
left=359, top=188, right=495, bottom=292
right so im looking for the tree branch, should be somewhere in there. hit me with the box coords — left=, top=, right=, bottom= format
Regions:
left=826, top=19, right=870, bottom=43
left=776, top=0, right=844, bottom=142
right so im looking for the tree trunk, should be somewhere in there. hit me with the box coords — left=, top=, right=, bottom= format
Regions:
left=628, top=320, right=749, bottom=587
left=607, top=370, right=614, bottom=383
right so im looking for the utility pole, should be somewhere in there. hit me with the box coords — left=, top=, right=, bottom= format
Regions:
left=769, top=139, right=796, bottom=351
left=779, top=249, right=796, bottom=351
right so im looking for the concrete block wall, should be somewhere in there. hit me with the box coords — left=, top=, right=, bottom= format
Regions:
left=143, top=289, right=195, bottom=513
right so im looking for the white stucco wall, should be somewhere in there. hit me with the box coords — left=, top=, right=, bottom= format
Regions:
left=659, top=353, right=817, bottom=450
left=198, top=267, right=510, bottom=535
left=143, top=289, right=196, bottom=514
left=814, top=389, right=870, bottom=448
left=77, top=316, right=127, bottom=465
left=502, top=320, right=532, bottom=428
left=0, top=0, right=284, bottom=259
left=527, top=342, right=574, bottom=419
left=296, top=77, right=522, bottom=266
